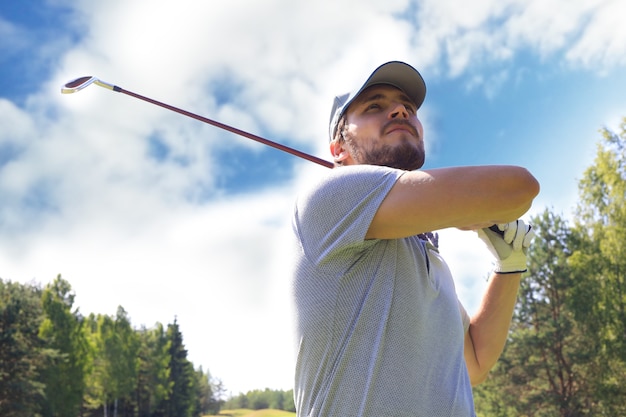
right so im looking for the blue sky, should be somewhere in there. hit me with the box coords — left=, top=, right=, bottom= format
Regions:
left=1, top=0, right=626, bottom=396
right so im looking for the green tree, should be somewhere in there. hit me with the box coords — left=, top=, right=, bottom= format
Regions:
left=82, top=313, right=103, bottom=414
left=248, top=388, right=271, bottom=410
left=474, top=209, right=593, bottom=416
left=474, top=119, right=626, bottom=416
left=222, top=388, right=295, bottom=413
left=136, top=323, right=172, bottom=417
left=38, top=275, right=91, bottom=417
left=0, top=280, right=47, bottom=417
left=283, top=389, right=296, bottom=413
left=210, top=375, right=227, bottom=413
left=111, top=307, right=140, bottom=416
left=86, top=308, right=140, bottom=417
left=193, top=366, right=225, bottom=416
left=224, top=392, right=248, bottom=410
left=162, top=318, right=195, bottom=417
left=568, top=118, right=626, bottom=414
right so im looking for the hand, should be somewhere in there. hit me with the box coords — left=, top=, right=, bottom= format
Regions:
left=476, top=220, right=534, bottom=274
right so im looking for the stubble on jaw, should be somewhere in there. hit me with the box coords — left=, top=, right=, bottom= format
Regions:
left=345, top=133, right=425, bottom=171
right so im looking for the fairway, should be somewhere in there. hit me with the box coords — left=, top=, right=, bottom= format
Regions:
left=208, top=409, right=296, bottom=417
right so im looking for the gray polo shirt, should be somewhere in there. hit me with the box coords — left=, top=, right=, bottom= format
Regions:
left=291, top=164, right=474, bottom=417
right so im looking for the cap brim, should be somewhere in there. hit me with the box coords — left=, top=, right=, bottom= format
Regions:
left=357, top=61, right=426, bottom=112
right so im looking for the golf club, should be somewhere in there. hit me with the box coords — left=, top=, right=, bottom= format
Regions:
left=61, top=76, right=334, bottom=169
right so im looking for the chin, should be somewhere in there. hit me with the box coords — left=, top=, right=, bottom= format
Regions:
left=398, top=157, right=425, bottom=171
left=370, top=142, right=425, bottom=171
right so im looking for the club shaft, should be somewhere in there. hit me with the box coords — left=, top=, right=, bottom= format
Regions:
left=111, top=86, right=333, bottom=168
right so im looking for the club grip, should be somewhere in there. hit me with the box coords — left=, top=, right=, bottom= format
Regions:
left=488, top=224, right=504, bottom=236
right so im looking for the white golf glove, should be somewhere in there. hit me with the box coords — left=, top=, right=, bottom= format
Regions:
left=476, top=220, right=534, bottom=274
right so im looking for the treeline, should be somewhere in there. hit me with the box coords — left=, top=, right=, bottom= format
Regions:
left=223, top=388, right=295, bottom=412
left=4, top=119, right=626, bottom=417
left=473, top=119, right=626, bottom=416
left=0, top=275, right=225, bottom=417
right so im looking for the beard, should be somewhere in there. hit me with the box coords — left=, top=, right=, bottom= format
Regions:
left=345, top=132, right=425, bottom=171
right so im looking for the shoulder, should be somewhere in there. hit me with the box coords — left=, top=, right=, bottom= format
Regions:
left=293, top=165, right=406, bottom=235
left=301, top=165, right=405, bottom=198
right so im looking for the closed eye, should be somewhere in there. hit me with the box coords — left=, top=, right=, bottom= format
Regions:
left=404, top=103, right=416, bottom=114
left=356, top=90, right=418, bottom=115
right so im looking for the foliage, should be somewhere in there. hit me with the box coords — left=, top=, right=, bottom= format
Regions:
left=0, top=276, right=225, bottom=417
left=162, top=318, right=195, bottom=417
left=223, top=389, right=295, bottom=413
left=474, top=209, right=592, bottom=415
left=473, top=118, right=626, bottom=416
left=194, top=366, right=224, bottom=416
left=212, top=409, right=296, bottom=417
left=0, top=280, right=48, bottom=417
left=136, top=323, right=172, bottom=417
left=87, top=307, right=141, bottom=416
left=38, top=275, right=91, bottom=417
left=569, top=118, right=626, bottom=413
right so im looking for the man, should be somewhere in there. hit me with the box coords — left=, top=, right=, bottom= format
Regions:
left=291, top=61, right=540, bottom=416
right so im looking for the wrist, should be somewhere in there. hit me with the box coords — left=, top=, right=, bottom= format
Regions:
left=494, top=249, right=528, bottom=274
left=494, top=269, right=526, bottom=275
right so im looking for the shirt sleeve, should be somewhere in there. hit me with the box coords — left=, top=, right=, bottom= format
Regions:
left=458, top=300, right=470, bottom=333
left=293, top=165, right=405, bottom=274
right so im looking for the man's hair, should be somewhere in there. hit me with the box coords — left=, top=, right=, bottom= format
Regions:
left=332, top=115, right=348, bottom=166
left=334, top=115, right=347, bottom=142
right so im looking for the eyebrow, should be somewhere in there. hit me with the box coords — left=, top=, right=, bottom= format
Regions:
left=357, top=90, right=416, bottom=109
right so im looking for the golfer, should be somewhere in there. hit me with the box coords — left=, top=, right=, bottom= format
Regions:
left=290, top=61, right=540, bottom=416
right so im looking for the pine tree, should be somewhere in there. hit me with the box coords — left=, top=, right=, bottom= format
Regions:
left=136, top=323, right=172, bottom=417
left=163, top=318, right=195, bottom=417
left=0, top=280, right=48, bottom=417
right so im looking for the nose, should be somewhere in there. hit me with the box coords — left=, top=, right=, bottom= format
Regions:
left=389, top=102, right=409, bottom=119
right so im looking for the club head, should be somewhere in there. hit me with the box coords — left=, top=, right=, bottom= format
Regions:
left=61, top=76, right=96, bottom=94
left=61, top=76, right=116, bottom=94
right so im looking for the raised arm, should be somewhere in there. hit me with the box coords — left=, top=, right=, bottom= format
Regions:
left=464, top=271, right=522, bottom=385
left=366, top=165, right=539, bottom=239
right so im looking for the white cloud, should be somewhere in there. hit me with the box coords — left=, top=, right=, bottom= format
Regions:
left=2, top=0, right=626, bottom=395
left=565, top=0, right=626, bottom=70
left=0, top=99, right=37, bottom=147
left=411, top=0, right=625, bottom=91
left=503, top=0, right=594, bottom=55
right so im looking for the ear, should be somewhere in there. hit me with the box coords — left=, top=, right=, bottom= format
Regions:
left=330, top=139, right=350, bottom=164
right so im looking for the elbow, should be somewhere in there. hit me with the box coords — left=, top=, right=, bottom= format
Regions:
left=524, top=169, right=540, bottom=199
left=515, top=167, right=540, bottom=201
left=470, top=370, right=489, bottom=387
left=508, top=168, right=540, bottom=213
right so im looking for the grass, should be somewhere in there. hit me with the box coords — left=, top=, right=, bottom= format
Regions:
left=206, top=409, right=296, bottom=417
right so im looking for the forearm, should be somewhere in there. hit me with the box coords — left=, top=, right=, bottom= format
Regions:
left=466, top=272, right=521, bottom=383
left=367, top=166, right=539, bottom=239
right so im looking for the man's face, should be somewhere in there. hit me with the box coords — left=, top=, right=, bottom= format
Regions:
left=332, top=84, right=425, bottom=171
